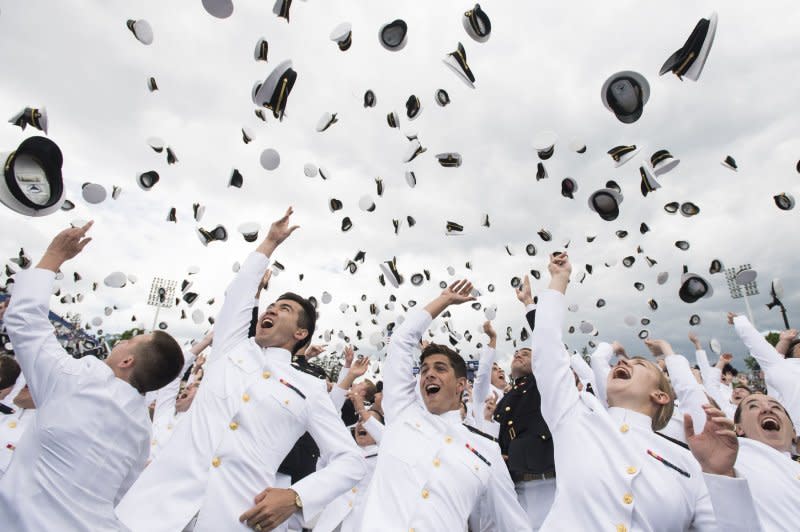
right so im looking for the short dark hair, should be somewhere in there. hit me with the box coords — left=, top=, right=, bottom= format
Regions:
left=0, top=355, right=20, bottom=389
left=419, top=343, right=467, bottom=379
left=277, top=292, right=317, bottom=354
left=787, top=338, right=800, bottom=359
left=130, top=331, right=184, bottom=394
left=734, top=393, right=794, bottom=427
left=721, top=363, right=738, bottom=377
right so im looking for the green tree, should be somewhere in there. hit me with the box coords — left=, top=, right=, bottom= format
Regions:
left=764, top=332, right=780, bottom=347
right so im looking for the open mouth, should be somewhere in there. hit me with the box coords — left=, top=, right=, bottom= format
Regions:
left=261, top=317, right=275, bottom=329
left=424, top=383, right=441, bottom=397
left=760, top=416, right=781, bottom=432
left=357, top=429, right=368, bottom=437
left=612, top=366, right=632, bottom=380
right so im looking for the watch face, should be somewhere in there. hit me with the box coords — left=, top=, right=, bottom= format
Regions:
left=13, top=153, right=51, bottom=205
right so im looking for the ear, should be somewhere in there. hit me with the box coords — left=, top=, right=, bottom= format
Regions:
left=649, top=389, right=671, bottom=407
left=293, top=328, right=309, bottom=343
left=735, top=424, right=746, bottom=437
left=117, top=354, right=136, bottom=370
left=456, top=376, right=467, bottom=394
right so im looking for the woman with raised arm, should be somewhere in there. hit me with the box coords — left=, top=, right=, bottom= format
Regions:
left=531, top=252, right=762, bottom=532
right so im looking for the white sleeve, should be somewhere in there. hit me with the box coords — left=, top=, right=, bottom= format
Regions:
left=663, top=354, right=708, bottom=432
left=530, top=289, right=580, bottom=430
left=363, top=415, right=385, bottom=444
left=329, top=384, right=347, bottom=412
left=589, top=342, right=614, bottom=407
left=570, top=353, right=594, bottom=390
left=485, top=453, right=533, bottom=531
left=472, top=345, right=496, bottom=409
left=383, top=309, right=431, bottom=423
left=3, top=269, right=87, bottom=407
left=208, top=252, right=269, bottom=365
left=691, top=473, right=764, bottom=532
left=152, top=349, right=196, bottom=425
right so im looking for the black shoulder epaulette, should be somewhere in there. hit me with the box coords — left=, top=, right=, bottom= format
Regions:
left=792, top=454, right=800, bottom=463
left=463, top=423, right=498, bottom=442
left=655, top=430, right=690, bottom=450
left=364, top=453, right=378, bottom=459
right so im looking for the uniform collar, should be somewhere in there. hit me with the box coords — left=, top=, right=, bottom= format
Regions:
left=262, top=346, right=292, bottom=365
left=608, top=406, right=653, bottom=431
left=361, top=443, right=379, bottom=456
left=439, top=409, right=464, bottom=426
left=512, top=374, right=531, bottom=388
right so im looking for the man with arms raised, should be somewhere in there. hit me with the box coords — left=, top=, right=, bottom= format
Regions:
left=117, top=208, right=365, bottom=532
left=0, top=222, right=184, bottom=531
left=360, top=280, right=530, bottom=531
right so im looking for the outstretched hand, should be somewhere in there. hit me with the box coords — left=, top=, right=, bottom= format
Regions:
left=686, top=405, right=738, bottom=477
left=515, top=275, right=534, bottom=306
left=424, top=279, right=476, bottom=319
left=257, top=207, right=299, bottom=257
left=644, top=338, right=674, bottom=357
left=547, top=252, right=571, bottom=294
left=37, top=221, right=94, bottom=272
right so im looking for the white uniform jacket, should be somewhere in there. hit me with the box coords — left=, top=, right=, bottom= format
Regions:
left=313, top=416, right=384, bottom=532
left=694, top=350, right=737, bottom=419
left=532, top=289, right=763, bottom=532
left=149, top=349, right=196, bottom=460
left=359, top=308, right=531, bottom=532
left=469, top=344, right=502, bottom=437
left=116, top=252, right=365, bottom=532
left=735, top=438, right=800, bottom=531
left=733, top=316, right=800, bottom=433
left=0, top=268, right=150, bottom=531
left=0, top=406, right=35, bottom=477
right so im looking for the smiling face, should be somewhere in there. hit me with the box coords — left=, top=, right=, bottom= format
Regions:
left=175, top=382, right=199, bottom=413
left=419, top=353, right=466, bottom=415
left=491, top=363, right=506, bottom=388
left=254, top=299, right=308, bottom=352
left=735, top=393, right=796, bottom=453
left=510, top=348, right=532, bottom=379
left=731, top=386, right=751, bottom=405
left=606, top=357, right=673, bottom=430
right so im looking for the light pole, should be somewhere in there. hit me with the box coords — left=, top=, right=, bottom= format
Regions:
left=766, top=278, right=790, bottom=329
left=147, top=277, right=177, bottom=332
left=725, top=265, right=759, bottom=326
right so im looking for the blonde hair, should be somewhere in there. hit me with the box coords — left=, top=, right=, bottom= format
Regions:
left=631, top=357, right=675, bottom=431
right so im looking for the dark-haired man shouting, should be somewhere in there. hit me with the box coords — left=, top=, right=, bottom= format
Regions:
left=0, top=222, right=184, bottom=531
left=117, top=208, right=364, bottom=532
left=360, top=280, right=530, bottom=531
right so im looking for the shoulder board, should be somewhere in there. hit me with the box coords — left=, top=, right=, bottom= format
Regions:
left=655, top=430, right=690, bottom=450
left=364, top=453, right=378, bottom=459
left=792, top=454, right=800, bottom=463
left=463, top=423, right=498, bottom=442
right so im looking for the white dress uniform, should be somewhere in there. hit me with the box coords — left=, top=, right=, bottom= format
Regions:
left=570, top=352, right=595, bottom=392
left=0, top=268, right=151, bottom=531
left=313, top=417, right=384, bottom=532
left=359, top=308, right=531, bottom=532
left=590, top=341, right=613, bottom=407
left=532, top=289, right=764, bottom=532
left=694, top=350, right=737, bottom=419
left=733, top=316, right=800, bottom=434
left=735, top=438, right=800, bottom=531
left=0, top=405, right=35, bottom=478
left=663, top=354, right=709, bottom=435
left=469, top=345, right=502, bottom=437
left=116, top=252, right=365, bottom=532
left=149, top=349, right=196, bottom=461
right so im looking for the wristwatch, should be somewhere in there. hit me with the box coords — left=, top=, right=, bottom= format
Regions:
left=294, top=492, right=303, bottom=509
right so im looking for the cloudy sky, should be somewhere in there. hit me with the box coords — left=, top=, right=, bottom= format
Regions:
left=1, top=0, right=799, bottom=370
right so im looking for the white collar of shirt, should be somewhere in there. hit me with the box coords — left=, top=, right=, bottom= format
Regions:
left=438, top=409, right=464, bottom=427
left=608, top=406, right=653, bottom=431
left=360, top=443, right=379, bottom=456
left=262, top=346, right=292, bottom=365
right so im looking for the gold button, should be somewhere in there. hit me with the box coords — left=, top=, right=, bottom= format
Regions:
left=262, top=371, right=271, bottom=379
left=348, top=501, right=353, bottom=507
left=623, top=493, right=633, bottom=505
left=421, top=489, right=429, bottom=499
left=8, top=421, right=17, bottom=429
left=540, top=434, right=547, bottom=440
left=445, top=436, right=452, bottom=444
left=626, top=466, right=637, bottom=475
left=415, top=422, right=421, bottom=427
left=242, top=393, right=250, bottom=402
left=507, top=420, right=514, bottom=426
left=504, top=406, right=511, bottom=412
left=229, top=421, right=239, bottom=430
left=211, top=457, right=221, bottom=467
left=284, top=399, right=290, bottom=405
left=617, top=525, right=627, bottom=532
left=620, top=424, right=629, bottom=433
left=433, top=458, right=441, bottom=467
left=351, top=487, right=358, bottom=493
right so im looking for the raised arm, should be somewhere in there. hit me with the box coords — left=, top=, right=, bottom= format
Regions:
left=774, top=328, right=797, bottom=357
left=471, top=321, right=497, bottom=411
left=384, top=280, right=476, bottom=421
left=647, top=338, right=707, bottom=433
left=4, top=223, right=93, bottom=407
left=531, top=253, right=580, bottom=429
left=211, top=208, right=298, bottom=363
left=589, top=342, right=614, bottom=406
left=730, top=312, right=784, bottom=372
left=570, top=352, right=594, bottom=391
